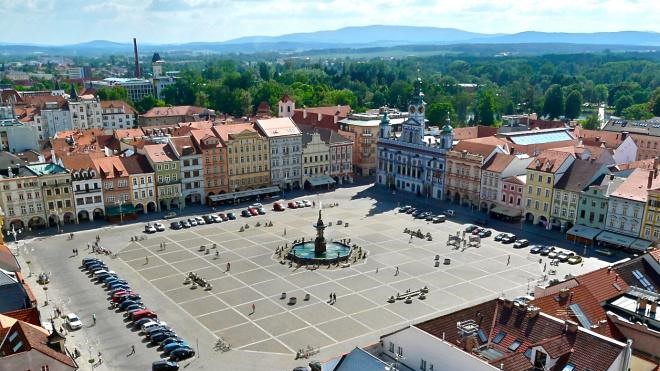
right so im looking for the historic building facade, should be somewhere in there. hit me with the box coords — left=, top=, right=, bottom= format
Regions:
left=377, top=78, right=452, bottom=199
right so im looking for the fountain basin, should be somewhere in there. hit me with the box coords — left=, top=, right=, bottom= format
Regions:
left=288, top=241, right=350, bottom=265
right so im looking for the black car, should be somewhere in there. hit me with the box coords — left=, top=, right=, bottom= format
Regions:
left=86, top=263, right=107, bottom=272
left=160, top=337, right=184, bottom=348
left=170, top=221, right=182, bottom=230
left=425, top=214, right=435, bottom=221
left=119, top=300, right=142, bottom=310
left=529, top=245, right=544, bottom=254
left=82, top=257, right=100, bottom=266
left=406, top=208, right=416, bottom=214
left=227, top=212, right=236, bottom=220
left=170, top=347, right=195, bottom=361
left=411, top=209, right=422, bottom=217
left=501, top=234, right=517, bottom=244
left=241, top=210, right=251, bottom=217
left=202, top=215, right=214, bottom=224
left=464, top=225, right=478, bottom=233
left=513, top=239, right=530, bottom=248
left=478, top=229, right=492, bottom=238
left=152, top=360, right=179, bottom=371
left=494, top=233, right=507, bottom=242
left=146, top=326, right=172, bottom=338
left=399, top=205, right=411, bottom=213
left=151, top=331, right=178, bottom=345
left=133, top=318, right=154, bottom=329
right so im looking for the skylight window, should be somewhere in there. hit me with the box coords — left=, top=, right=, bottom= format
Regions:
left=562, top=363, right=576, bottom=371
left=508, top=339, right=522, bottom=351
left=492, top=331, right=506, bottom=344
left=477, top=329, right=488, bottom=343
left=524, top=348, right=532, bottom=359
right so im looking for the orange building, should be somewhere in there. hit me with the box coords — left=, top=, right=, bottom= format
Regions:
left=190, top=128, right=229, bottom=201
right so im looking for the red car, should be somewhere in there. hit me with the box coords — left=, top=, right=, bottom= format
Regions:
left=248, top=208, right=259, bottom=216
left=111, top=291, right=135, bottom=303
left=131, top=309, right=157, bottom=322
left=273, top=202, right=285, bottom=211
left=217, top=213, right=228, bottom=221
left=288, top=202, right=297, bottom=209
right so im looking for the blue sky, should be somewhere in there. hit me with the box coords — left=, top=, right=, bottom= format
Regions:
left=1, top=0, right=658, bottom=44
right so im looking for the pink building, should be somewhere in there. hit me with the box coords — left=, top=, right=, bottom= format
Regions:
left=499, top=175, right=526, bottom=219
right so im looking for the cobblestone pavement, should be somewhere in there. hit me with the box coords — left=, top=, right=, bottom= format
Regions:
left=18, top=184, right=621, bottom=370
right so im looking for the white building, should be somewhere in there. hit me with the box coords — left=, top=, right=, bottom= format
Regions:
left=67, top=88, right=102, bottom=131
left=377, top=77, right=452, bottom=198
left=0, top=106, right=40, bottom=152
left=256, top=117, right=303, bottom=190
left=606, top=167, right=659, bottom=238
left=150, top=53, right=176, bottom=99
left=56, top=153, right=105, bottom=222
left=91, top=78, right=154, bottom=102
left=277, top=95, right=295, bottom=118
left=100, top=100, right=137, bottom=130
left=36, top=101, right=71, bottom=139
left=169, top=136, right=204, bottom=206
left=301, top=132, right=334, bottom=189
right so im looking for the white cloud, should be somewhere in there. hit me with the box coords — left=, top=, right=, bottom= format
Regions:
left=0, top=0, right=657, bottom=44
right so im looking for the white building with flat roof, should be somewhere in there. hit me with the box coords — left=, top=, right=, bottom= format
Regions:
left=256, top=117, right=303, bottom=190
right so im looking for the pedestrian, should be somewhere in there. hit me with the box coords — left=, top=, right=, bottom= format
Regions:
left=92, top=313, right=96, bottom=325
left=129, top=344, right=135, bottom=355
left=72, top=248, right=75, bottom=255
left=395, top=266, right=399, bottom=276
left=333, top=293, right=336, bottom=302
left=313, top=201, right=316, bottom=207
left=375, top=267, right=379, bottom=274
left=87, top=243, right=90, bottom=250
left=543, top=262, right=547, bottom=272
left=329, top=293, right=333, bottom=302
left=145, top=256, right=149, bottom=265
left=98, top=354, right=103, bottom=364
left=284, top=228, right=287, bottom=236
left=251, top=303, right=256, bottom=313
left=409, top=235, right=413, bottom=244
left=226, top=262, right=231, bottom=272
left=507, top=255, right=511, bottom=266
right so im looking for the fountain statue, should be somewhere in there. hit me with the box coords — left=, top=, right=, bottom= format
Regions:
left=314, top=210, right=327, bottom=254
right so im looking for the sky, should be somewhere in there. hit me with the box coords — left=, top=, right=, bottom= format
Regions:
left=1, top=0, right=658, bottom=44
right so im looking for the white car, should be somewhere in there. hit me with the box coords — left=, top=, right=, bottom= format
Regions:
left=249, top=203, right=263, bottom=209
left=144, top=224, right=157, bottom=233
left=212, top=215, right=222, bottom=223
left=153, top=222, right=165, bottom=232
left=66, top=313, right=83, bottom=330
left=195, top=216, right=205, bottom=225
left=141, top=320, right=167, bottom=333
left=302, top=200, right=312, bottom=207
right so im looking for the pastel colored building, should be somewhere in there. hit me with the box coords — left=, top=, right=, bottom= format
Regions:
left=214, top=124, right=271, bottom=193
left=256, top=117, right=303, bottom=190
left=190, top=128, right=228, bottom=201
left=142, top=144, right=182, bottom=211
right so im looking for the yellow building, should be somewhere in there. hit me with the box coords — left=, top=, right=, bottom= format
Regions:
left=641, top=174, right=660, bottom=244
left=522, top=150, right=574, bottom=228
left=215, top=123, right=270, bottom=192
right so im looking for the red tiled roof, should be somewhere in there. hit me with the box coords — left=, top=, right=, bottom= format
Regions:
left=529, top=119, right=567, bottom=130
left=119, top=154, right=153, bottom=175
left=59, top=153, right=96, bottom=172
left=452, top=138, right=506, bottom=158
left=575, top=267, right=629, bottom=303
left=142, top=144, right=178, bottom=163
left=190, top=128, right=224, bottom=149
left=453, top=125, right=498, bottom=141
left=527, top=150, right=574, bottom=173
left=100, top=100, right=137, bottom=114
left=169, top=136, right=200, bottom=156
left=483, top=153, right=515, bottom=173
left=91, top=156, right=128, bottom=178
left=2, top=307, right=40, bottom=327
left=573, top=127, right=625, bottom=149
left=212, top=123, right=259, bottom=142
left=610, top=167, right=659, bottom=202
left=142, top=105, right=207, bottom=118
left=0, top=316, right=76, bottom=368
left=114, top=128, right=145, bottom=139
left=280, top=95, right=293, bottom=103
left=178, top=120, right=215, bottom=130
left=0, top=244, right=21, bottom=272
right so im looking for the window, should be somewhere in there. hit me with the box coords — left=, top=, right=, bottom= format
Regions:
left=547, top=176, right=551, bottom=184
left=545, top=189, right=550, bottom=197
left=420, top=359, right=427, bottom=370
left=492, top=331, right=506, bottom=344
left=561, top=363, right=575, bottom=371
left=508, top=339, right=522, bottom=351
left=477, top=329, right=488, bottom=343
left=524, top=348, right=532, bottom=359
left=389, top=342, right=394, bottom=353
left=580, top=210, right=585, bottom=218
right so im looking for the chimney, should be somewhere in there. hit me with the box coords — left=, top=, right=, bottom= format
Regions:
left=464, top=335, right=478, bottom=353
left=650, top=300, right=657, bottom=315
left=559, top=288, right=570, bottom=300
left=133, top=38, right=140, bottom=78
left=565, top=320, right=578, bottom=334
left=303, top=108, right=307, bottom=119
left=527, top=305, right=540, bottom=318
left=510, top=147, right=515, bottom=155
left=638, top=297, right=648, bottom=313
left=621, top=131, right=628, bottom=141
left=648, top=170, right=654, bottom=189
left=503, top=298, right=514, bottom=309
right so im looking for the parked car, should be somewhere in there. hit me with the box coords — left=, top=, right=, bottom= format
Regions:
left=146, top=326, right=174, bottom=339
left=411, top=209, right=422, bottom=217
left=273, top=202, right=285, bottom=211
left=399, top=205, right=412, bottom=213
left=211, top=215, right=222, bottom=223
left=249, top=203, right=263, bottom=209
left=163, top=342, right=191, bottom=355
left=464, top=225, right=478, bottom=233
left=151, top=331, right=178, bottom=345
left=194, top=216, right=205, bottom=225
left=107, top=282, right=130, bottom=290
left=180, top=220, right=191, bottom=228
left=529, top=245, right=544, bottom=254
left=248, top=208, right=259, bottom=216
left=478, top=229, right=492, bottom=238
left=415, top=211, right=428, bottom=219
left=227, top=212, right=236, bottom=220
left=124, top=303, right=145, bottom=313
left=405, top=207, right=416, bottom=214
left=471, top=227, right=484, bottom=235
left=287, top=202, right=298, bottom=209
left=241, top=210, right=251, bottom=217
left=302, top=200, right=312, bottom=207
left=540, top=246, right=556, bottom=256
left=494, top=233, right=507, bottom=242
left=163, top=211, right=177, bottom=219
left=144, top=224, right=157, bottom=234
left=295, top=200, right=305, bottom=208
left=513, top=239, right=529, bottom=248
left=557, top=251, right=573, bottom=262
left=82, top=257, right=100, bottom=266
left=152, top=360, right=179, bottom=371
left=105, top=278, right=128, bottom=287
left=567, top=255, right=583, bottom=265
left=154, top=222, right=165, bottom=231
left=548, top=249, right=561, bottom=259
left=170, top=347, right=195, bottom=361
left=113, top=293, right=140, bottom=304
left=425, top=214, right=435, bottom=221
left=131, top=309, right=157, bottom=322
left=119, top=300, right=142, bottom=310
left=432, top=215, right=446, bottom=223
left=257, top=207, right=266, bottom=215
left=141, top=320, right=166, bottom=332
left=218, top=213, right=229, bottom=221
left=187, top=218, right=198, bottom=226
left=202, top=215, right=214, bottom=224
left=160, top=337, right=184, bottom=348
left=170, top=221, right=182, bottom=230
left=501, top=234, right=517, bottom=244
left=66, top=313, right=82, bottom=330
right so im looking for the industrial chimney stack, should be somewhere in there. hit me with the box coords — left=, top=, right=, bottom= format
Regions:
left=133, top=38, right=140, bottom=78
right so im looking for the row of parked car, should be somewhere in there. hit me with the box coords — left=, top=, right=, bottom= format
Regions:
left=490, top=231, right=583, bottom=264
left=81, top=257, right=195, bottom=370
left=169, top=213, right=238, bottom=230
left=399, top=205, right=452, bottom=224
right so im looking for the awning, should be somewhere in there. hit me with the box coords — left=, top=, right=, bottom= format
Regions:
left=307, top=175, right=336, bottom=187
left=566, top=225, right=602, bottom=240
left=490, top=205, right=522, bottom=217
left=105, top=204, right=137, bottom=217
left=596, top=231, right=636, bottom=247
left=208, top=186, right=281, bottom=202
left=630, top=239, right=653, bottom=252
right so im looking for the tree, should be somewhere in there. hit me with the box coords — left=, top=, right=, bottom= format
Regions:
left=542, top=84, right=563, bottom=119
left=614, top=95, right=634, bottom=115
left=581, top=114, right=600, bottom=130
left=161, top=79, right=196, bottom=106
left=564, top=90, right=583, bottom=119
left=476, top=89, right=496, bottom=126
left=622, top=104, right=653, bottom=120
left=323, top=89, right=357, bottom=107
left=134, top=95, right=165, bottom=113
left=97, top=86, right=129, bottom=102
left=427, top=102, right=454, bottom=125
left=651, top=88, right=660, bottom=116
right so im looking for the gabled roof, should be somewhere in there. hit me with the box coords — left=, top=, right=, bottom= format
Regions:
left=483, top=152, right=515, bottom=173
left=299, top=125, right=353, bottom=146
left=612, top=254, right=660, bottom=293
left=190, top=128, right=224, bottom=149
left=142, top=144, right=178, bottom=163
left=142, top=105, right=208, bottom=118
left=100, top=100, right=136, bottom=114
left=573, top=127, right=626, bottom=149
left=178, top=120, right=215, bottom=130
left=119, top=154, right=153, bottom=175
left=169, top=136, right=200, bottom=157
left=527, top=150, right=574, bottom=173
left=575, top=267, right=629, bottom=303
left=452, top=138, right=506, bottom=158
left=212, top=123, right=259, bottom=142
left=452, top=125, right=498, bottom=141
left=502, top=175, right=526, bottom=185
left=113, top=128, right=145, bottom=140
left=59, top=153, right=96, bottom=172
left=0, top=243, right=21, bottom=272
left=91, top=156, right=128, bottom=178
left=609, top=167, right=660, bottom=202
left=554, top=159, right=605, bottom=193
left=256, top=117, right=301, bottom=138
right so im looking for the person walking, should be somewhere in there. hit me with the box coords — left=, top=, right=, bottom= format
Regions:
left=332, top=293, right=336, bottom=302
left=251, top=303, right=256, bottom=314
left=145, top=256, right=149, bottom=265
left=129, top=345, right=135, bottom=355
left=92, top=313, right=96, bottom=325
left=226, top=261, right=231, bottom=272
left=507, top=255, right=511, bottom=266
left=394, top=266, right=399, bottom=276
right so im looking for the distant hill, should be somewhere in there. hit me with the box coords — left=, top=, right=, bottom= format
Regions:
left=1, top=25, right=658, bottom=55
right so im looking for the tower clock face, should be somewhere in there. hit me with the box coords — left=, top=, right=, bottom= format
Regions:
left=418, top=105, right=424, bottom=114
left=409, top=105, right=416, bottom=114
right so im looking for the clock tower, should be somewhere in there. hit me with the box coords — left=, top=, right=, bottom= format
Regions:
left=401, top=77, right=426, bottom=144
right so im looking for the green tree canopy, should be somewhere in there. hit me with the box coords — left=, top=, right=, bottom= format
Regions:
left=427, top=102, right=454, bottom=125
left=476, top=89, right=496, bottom=126
left=614, top=95, right=634, bottom=115
left=581, top=115, right=600, bottom=130
left=542, top=84, right=564, bottom=119
left=97, top=86, right=129, bottom=102
left=622, top=103, right=653, bottom=120
left=564, top=90, right=583, bottom=119
left=133, top=95, right=165, bottom=113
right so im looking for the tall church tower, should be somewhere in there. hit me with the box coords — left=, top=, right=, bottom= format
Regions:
left=401, top=77, right=426, bottom=144
left=379, top=111, right=391, bottom=139
left=440, top=115, right=454, bottom=150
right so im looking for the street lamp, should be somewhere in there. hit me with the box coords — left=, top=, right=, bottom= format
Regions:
left=115, top=200, right=123, bottom=224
